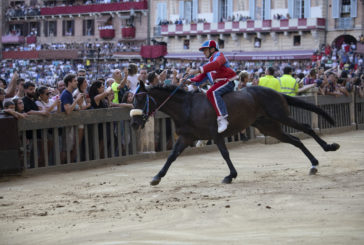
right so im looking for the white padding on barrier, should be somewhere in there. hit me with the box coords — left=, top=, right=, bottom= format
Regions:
left=130, top=109, right=143, bottom=117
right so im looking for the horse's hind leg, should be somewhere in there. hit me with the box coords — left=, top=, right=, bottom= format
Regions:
left=215, top=136, right=238, bottom=183
left=254, top=119, right=319, bottom=175
left=279, top=117, right=340, bottom=152
left=150, top=136, right=190, bottom=186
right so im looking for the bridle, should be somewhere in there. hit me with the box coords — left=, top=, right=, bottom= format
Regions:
left=131, top=77, right=190, bottom=123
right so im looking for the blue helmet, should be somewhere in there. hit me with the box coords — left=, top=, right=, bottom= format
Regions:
left=199, top=40, right=219, bottom=51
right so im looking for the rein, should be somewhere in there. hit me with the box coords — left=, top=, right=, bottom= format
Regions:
left=135, top=75, right=191, bottom=120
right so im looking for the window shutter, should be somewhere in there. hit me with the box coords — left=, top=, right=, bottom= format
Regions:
left=332, top=0, right=340, bottom=19
left=179, top=1, right=184, bottom=19
left=44, top=21, right=48, bottom=37
left=83, top=20, right=86, bottom=36
left=264, top=0, right=271, bottom=20
left=304, top=0, right=310, bottom=18
left=350, top=0, right=357, bottom=18
left=227, top=0, right=233, bottom=18
left=62, top=20, right=65, bottom=36
left=192, top=0, right=198, bottom=21
left=185, top=1, right=192, bottom=21
left=249, top=0, right=255, bottom=20
left=213, top=0, right=219, bottom=22
left=288, top=0, right=294, bottom=18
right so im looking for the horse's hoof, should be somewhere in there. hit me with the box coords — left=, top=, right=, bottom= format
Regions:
left=309, top=167, right=318, bottom=175
left=150, top=177, right=161, bottom=186
left=331, top=143, right=340, bottom=151
left=222, top=177, right=233, bottom=184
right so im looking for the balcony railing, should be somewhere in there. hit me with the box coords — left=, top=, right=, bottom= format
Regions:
left=335, top=18, right=354, bottom=30
left=40, top=1, right=147, bottom=16
left=121, top=27, right=136, bottom=39
left=160, top=18, right=326, bottom=36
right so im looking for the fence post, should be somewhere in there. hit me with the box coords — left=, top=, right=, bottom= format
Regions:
left=349, top=92, right=356, bottom=128
left=312, top=88, right=319, bottom=132
left=0, top=113, right=21, bottom=174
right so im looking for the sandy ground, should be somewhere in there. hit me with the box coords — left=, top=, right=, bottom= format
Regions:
left=0, top=131, right=364, bottom=245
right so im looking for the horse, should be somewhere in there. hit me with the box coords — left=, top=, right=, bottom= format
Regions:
left=130, top=82, right=340, bottom=186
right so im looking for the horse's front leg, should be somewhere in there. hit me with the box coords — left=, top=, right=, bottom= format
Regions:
left=150, top=136, right=189, bottom=186
left=215, top=136, right=238, bottom=184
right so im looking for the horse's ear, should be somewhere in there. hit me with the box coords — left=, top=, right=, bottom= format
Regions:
left=138, top=80, right=146, bottom=92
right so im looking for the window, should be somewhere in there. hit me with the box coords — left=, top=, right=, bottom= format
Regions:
left=179, top=1, right=199, bottom=23
left=289, top=0, right=310, bottom=18
left=293, top=35, right=301, bottom=46
left=156, top=2, right=167, bottom=25
left=254, top=37, right=261, bottom=48
left=83, top=19, right=94, bottom=36
left=183, top=39, right=190, bottom=49
left=29, top=22, right=40, bottom=36
left=44, top=21, right=57, bottom=37
left=218, top=39, right=224, bottom=49
left=62, top=20, right=74, bottom=36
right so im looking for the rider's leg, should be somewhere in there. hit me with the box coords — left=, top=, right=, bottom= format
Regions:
left=206, top=80, right=235, bottom=133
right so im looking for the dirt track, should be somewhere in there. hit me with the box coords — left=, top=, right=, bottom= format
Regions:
left=0, top=131, right=364, bottom=245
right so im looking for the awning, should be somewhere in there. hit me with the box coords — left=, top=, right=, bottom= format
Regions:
left=2, top=35, right=25, bottom=44
left=165, top=50, right=314, bottom=61
left=140, top=45, right=167, bottom=59
left=113, top=52, right=141, bottom=60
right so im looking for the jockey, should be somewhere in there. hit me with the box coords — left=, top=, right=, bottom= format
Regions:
left=188, top=40, right=237, bottom=133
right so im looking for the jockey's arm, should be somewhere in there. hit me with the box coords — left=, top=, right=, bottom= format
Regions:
left=199, top=53, right=226, bottom=74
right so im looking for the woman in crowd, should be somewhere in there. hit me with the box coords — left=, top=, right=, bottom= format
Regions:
left=36, top=86, right=60, bottom=113
left=89, top=80, right=113, bottom=158
left=72, top=77, right=91, bottom=160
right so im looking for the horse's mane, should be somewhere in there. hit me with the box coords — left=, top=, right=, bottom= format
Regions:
left=147, top=84, right=201, bottom=95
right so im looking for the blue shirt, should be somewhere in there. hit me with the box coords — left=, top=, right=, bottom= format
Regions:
left=60, top=89, right=73, bottom=112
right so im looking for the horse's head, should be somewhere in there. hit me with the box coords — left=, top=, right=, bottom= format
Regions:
left=130, top=82, right=157, bottom=130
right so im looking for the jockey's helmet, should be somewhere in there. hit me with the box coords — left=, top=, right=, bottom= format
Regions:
left=199, top=40, right=219, bottom=51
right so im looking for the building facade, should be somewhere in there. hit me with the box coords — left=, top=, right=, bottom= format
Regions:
left=1, top=0, right=149, bottom=60
left=151, top=0, right=364, bottom=60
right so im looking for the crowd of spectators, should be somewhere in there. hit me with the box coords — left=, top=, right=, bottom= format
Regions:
left=5, top=3, right=40, bottom=18
left=5, top=0, right=142, bottom=19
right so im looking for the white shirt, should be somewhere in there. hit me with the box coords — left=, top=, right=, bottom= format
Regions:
left=127, top=74, right=139, bottom=94
left=36, top=99, right=58, bottom=113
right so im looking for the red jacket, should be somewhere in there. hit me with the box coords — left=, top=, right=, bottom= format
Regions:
left=191, top=51, right=236, bottom=84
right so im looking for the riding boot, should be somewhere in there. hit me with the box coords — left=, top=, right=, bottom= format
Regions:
left=217, top=115, right=229, bottom=133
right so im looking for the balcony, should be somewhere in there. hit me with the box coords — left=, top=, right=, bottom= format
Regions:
left=26, top=36, right=37, bottom=44
left=40, top=1, right=148, bottom=16
left=121, top=27, right=136, bottom=39
left=1, top=35, right=25, bottom=44
left=99, top=26, right=115, bottom=39
left=335, top=18, right=354, bottom=30
left=160, top=18, right=325, bottom=37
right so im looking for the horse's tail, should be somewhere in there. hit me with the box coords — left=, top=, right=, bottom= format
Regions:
left=282, top=94, right=335, bottom=125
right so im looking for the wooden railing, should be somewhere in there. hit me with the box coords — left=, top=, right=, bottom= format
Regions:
left=1, top=92, right=363, bottom=173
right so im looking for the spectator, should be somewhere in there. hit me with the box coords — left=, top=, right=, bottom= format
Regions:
left=138, top=68, right=148, bottom=84
left=258, top=67, right=281, bottom=92
left=126, top=63, right=139, bottom=94
left=0, top=88, right=6, bottom=110
left=13, top=98, right=27, bottom=115
left=12, top=78, right=25, bottom=100
left=60, top=74, right=83, bottom=114
left=56, top=80, right=66, bottom=96
left=89, top=80, right=113, bottom=109
left=2, top=100, right=26, bottom=119
left=279, top=66, right=298, bottom=96
left=237, top=71, right=249, bottom=90
left=36, top=86, right=60, bottom=113
left=111, top=68, right=128, bottom=104
left=73, top=76, right=91, bottom=111
left=22, top=82, right=49, bottom=116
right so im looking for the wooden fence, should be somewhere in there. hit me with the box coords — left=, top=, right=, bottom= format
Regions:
left=1, top=92, right=363, bottom=173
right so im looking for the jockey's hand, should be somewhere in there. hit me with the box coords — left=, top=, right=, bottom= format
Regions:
left=188, top=69, right=200, bottom=76
left=184, top=79, right=192, bottom=85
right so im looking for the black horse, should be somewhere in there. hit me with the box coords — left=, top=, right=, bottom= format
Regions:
left=130, top=82, right=340, bottom=185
